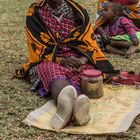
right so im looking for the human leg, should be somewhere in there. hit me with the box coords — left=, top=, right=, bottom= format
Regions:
left=51, top=85, right=78, bottom=129
left=37, top=61, right=90, bottom=129
left=125, top=45, right=139, bottom=58
left=51, top=79, right=91, bottom=129
left=36, top=61, right=71, bottom=94
left=110, top=40, right=131, bottom=49
left=106, top=40, right=139, bottom=57
left=51, top=79, right=70, bottom=99
left=106, top=45, right=126, bottom=55
left=110, top=37, right=139, bottom=57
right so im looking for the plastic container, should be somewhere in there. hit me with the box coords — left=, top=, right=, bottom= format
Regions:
left=81, top=69, right=104, bottom=99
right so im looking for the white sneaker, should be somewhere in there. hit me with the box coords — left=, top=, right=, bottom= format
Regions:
left=73, top=94, right=90, bottom=125
left=50, top=85, right=77, bottom=130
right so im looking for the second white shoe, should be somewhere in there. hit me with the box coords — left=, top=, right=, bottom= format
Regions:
left=73, top=94, right=90, bottom=125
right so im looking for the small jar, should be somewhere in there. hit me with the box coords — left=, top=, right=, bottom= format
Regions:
left=81, top=69, right=104, bottom=99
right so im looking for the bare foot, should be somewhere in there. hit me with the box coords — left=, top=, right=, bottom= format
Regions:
left=125, top=46, right=138, bottom=58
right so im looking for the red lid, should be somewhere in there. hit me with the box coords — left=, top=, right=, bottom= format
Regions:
left=83, top=69, right=101, bottom=78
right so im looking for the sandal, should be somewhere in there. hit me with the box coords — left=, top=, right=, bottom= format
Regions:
left=120, top=71, right=140, bottom=84
left=112, top=75, right=139, bottom=86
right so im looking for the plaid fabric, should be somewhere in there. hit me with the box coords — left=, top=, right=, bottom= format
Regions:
left=56, top=46, right=80, bottom=58
left=39, top=1, right=76, bottom=39
left=29, top=1, right=84, bottom=93
left=124, top=4, right=140, bottom=17
left=104, top=16, right=139, bottom=39
left=29, top=66, right=40, bottom=91
left=39, top=1, right=80, bottom=58
left=36, top=61, right=95, bottom=94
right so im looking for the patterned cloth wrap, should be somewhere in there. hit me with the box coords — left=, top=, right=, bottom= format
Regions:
left=103, top=16, right=140, bottom=38
left=16, top=0, right=115, bottom=97
left=29, top=1, right=95, bottom=95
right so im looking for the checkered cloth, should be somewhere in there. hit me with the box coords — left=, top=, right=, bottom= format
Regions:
left=36, top=61, right=95, bottom=94
left=39, top=1, right=76, bottom=39
left=39, top=1, right=80, bottom=57
left=123, top=4, right=140, bottom=17
left=104, top=16, right=139, bottom=39
left=29, top=1, right=95, bottom=95
left=29, top=66, right=40, bottom=91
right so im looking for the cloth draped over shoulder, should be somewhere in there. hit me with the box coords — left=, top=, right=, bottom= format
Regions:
left=15, top=0, right=114, bottom=78
left=94, top=0, right=140, bottom=31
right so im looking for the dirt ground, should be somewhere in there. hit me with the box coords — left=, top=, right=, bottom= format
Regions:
left=0, top=0, right=140, bottom=139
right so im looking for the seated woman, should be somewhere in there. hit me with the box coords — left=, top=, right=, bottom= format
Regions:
left=15, top=0, right=115, bottom=129
left=97, top=2, right=140, bottom=56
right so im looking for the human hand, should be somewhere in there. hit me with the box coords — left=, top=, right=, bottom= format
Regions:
left=60, top=57, right=82, bottom=69
left=79, top=57, right=88, bottom=65
left=101, top=33, right=111, bottom=44
left=132, top=38, right=139, bottom=46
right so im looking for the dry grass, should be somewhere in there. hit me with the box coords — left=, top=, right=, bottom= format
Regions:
left=0, top=0, right=140, bottom=139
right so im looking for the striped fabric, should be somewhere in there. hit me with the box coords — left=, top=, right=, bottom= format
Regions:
left=104, top=16, right=139, bottom=39
left=39, top=1, right=76, bottom=39
left=29, top=1, right=95, bottom=95
left=39, top=1, right=80, bottom=58
left=36, top=61, right=95, bottom=94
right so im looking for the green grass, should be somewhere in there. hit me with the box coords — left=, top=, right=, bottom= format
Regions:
left=0, top=0, right=140, bottom=139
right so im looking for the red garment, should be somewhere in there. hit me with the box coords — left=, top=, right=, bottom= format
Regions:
left=36, top=61, right=95, bottom=94
left=39, top=2, right=76, bottom=38
left=112, top=71, right=140, bottom=86
left=104, top=16, right=139, bottom=38
left=39, top=1, right=80, bottom=58
left=37, top=2, right=96, bottom=94
left=111, top=0, right=129, bottom=5
left=120, top=71, right=140, bottom=83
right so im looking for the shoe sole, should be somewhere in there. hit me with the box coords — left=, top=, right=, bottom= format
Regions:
left=50, top=85, right=77, bottom=130
left=73, top=95, right=90, bottom=126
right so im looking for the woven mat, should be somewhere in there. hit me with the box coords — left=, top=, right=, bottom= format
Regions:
left=23, top=86, right=140, bottom=134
